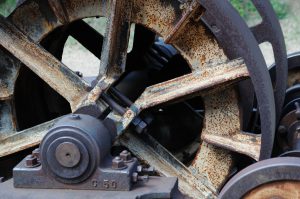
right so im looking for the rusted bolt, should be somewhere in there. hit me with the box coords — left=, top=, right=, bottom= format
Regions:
left=112, top=156, right=127, bottom=170
left=132, top=172, right=149, bottom=183
left=70, top=114, right=81, bottom=120
left=32, top=148, right=40, bottom=160
left=120, top=150, right=133, bottom=163
left=132, top=118, right=148, bottom=134
left=137, top=165, right=154, bottom=174
left=25, top=154, right=40, bottom=168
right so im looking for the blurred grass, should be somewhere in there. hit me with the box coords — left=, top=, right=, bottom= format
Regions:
left=0, top=0, right=16, bottom=17
left=231, top=0, right=288, bottom=20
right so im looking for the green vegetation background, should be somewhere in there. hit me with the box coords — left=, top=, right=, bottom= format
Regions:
left=0, top=0, right=16, bottom=17
left=231, top=0, right=288, bottom=20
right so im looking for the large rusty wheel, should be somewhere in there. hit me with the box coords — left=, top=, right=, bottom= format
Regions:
left=0, top=0, right=286, bottom=198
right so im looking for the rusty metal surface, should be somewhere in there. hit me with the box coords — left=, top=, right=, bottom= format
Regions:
left=0, top=15, right=89, bottom=110
left=189, top=142, right=233, bottom=192
left=48, top=0, right=70, bottom=24
left=288, top=70, right=300, bottom=87
left=9, top=1, right=61, bottom=42
left=118, top=59, right=248, bottom=134
left=244, top=181, right=300, bottom=199
left=0, top=48, right=20, bottom=100
left=99, top=0, right=131, bottom=77
left=164, top=0, right=201, bottom=44
left=119, top=132, right=216, bottom=199
left=134, top=59, right=248, bottom=110
left=200, top=0, right=276, bottom=160
left=201, top=89, right=261, bottom=161
left=0, top=118, right=59, bottom=157
left=80, top=0, right=132, bottom=109
left=0, top=100, right=17, bottom=141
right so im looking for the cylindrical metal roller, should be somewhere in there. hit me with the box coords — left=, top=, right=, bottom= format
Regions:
left=40, top=114, right=114, bottom=184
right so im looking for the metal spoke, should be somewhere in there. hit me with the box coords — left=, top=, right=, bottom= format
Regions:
left=48, top=0, right=70, bottom=24
left=119, top=132, right=216, bottom=198
left=117, top=58, right=248, bottom=133
left=0, top=118, right=60, bottom=157
left=79, top=0, right=132, bottom=107
left=0, top=16, right=89, bottom=110
left=0, top=48, right=20, bottom=100
left=165, top=0, right=201, bottom=44
left=134, top=58, right=247, bottom=110
left=200, top=89, right=261, bottom=160
left=99, top=0, right=132, bottom=77
left=202, top=132, right=261, bottom=161
left=0, top=100, right=17, bottom=141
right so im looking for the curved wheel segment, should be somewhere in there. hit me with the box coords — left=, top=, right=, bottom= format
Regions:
left=219, top=157, right=300, bottom=199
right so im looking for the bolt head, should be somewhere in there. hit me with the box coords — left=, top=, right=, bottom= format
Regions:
left=25, top=155, right=40, bottom=168
left=137, top=165, right=155, bottom=174
left=70, top=114, right=81, bottom=120
left=132, top=172, right=138, bottom=183
left=112, top=156, right=127, bottom=170
left=135, top=120, right=147, bottom=134
left=145, top=166, right=155, bottom=173
left=137, top=165, right=143, bottom=173
left=32, top=148, right=40, bottom=160
left=120, top=150, right=133, bottom=162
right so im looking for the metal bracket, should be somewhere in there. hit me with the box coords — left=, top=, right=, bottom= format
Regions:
left=13, top=155, right=138, bottom=191
left=1, top=177, right=179, bottom=199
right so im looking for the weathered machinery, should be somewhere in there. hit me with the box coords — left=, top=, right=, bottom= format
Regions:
left=0, top=0, right=299, bottom=198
